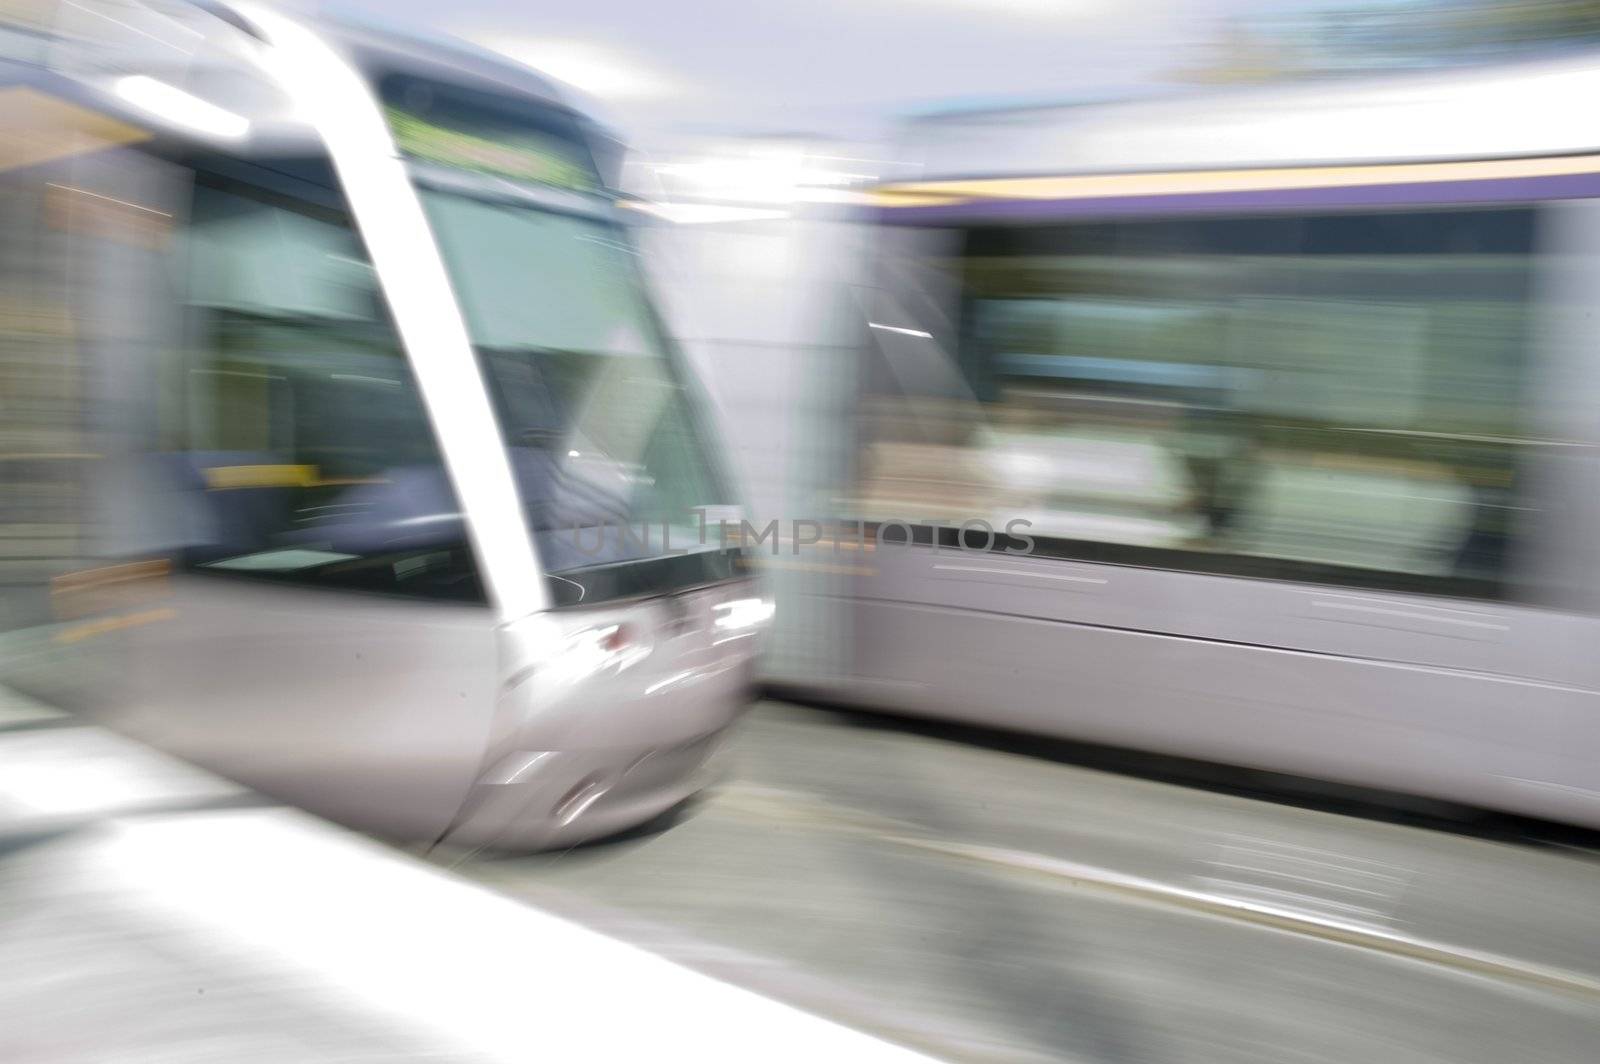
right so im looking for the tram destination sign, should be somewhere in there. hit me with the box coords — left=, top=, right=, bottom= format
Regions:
left=384, top=106, right=598, bottom=193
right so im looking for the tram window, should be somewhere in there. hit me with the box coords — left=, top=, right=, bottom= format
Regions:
left=420, top=189, right=738, bottom=580
left=859, top=208, right=1537, bottom=599
left=168, top=170, right=486, bottom=602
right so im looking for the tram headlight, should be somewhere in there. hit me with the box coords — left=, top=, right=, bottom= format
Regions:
left=550, top=622, right=652, bottom=688
left=713, top=597, right=774, bottom=635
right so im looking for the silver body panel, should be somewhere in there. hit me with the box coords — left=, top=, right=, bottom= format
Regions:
left=827, top=552, right=1600, bottom=825
left=87, top=578, right=502, bottom=844
left=43, top=574, right=756, bottom=847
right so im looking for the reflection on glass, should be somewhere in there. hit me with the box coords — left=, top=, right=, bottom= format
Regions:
left=421, top=190, right=734, bottom=577
left=171, top=169, right=483, bottom=600
left=859, top=210, right=1535, bottom=596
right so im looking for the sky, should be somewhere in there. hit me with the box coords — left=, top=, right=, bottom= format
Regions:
left=310, top=0, right=1276, bottom=145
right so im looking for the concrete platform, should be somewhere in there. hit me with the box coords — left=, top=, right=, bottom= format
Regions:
left=0, top=689, right=935, bottom=1063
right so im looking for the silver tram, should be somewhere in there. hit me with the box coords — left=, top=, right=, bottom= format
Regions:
left=0, top=1, right=766, bottom=849
left=783, top=56, right=1600, bottom=827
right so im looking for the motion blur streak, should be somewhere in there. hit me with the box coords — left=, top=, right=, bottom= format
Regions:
left=239, top=3, right=548, bottom=620
left=889, top=834, right=1600, bottom=1001
left=872, top=151, right=1600, bottom=205
left=99, top=811, right=935, bottom=1063
left=16, top=1, right=1600, bottom=1062
left=112, top=75, right=249, bottom=139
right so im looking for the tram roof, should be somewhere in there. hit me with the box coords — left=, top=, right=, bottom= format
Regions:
left=1, top=2, right=619, bottom=181
left=891, top=52, right=1600, bottom=182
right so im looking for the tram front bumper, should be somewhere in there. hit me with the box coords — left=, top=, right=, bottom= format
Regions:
left=436, top=729, right=731, bottom=852
left=437, top=583, right=767, bottom=851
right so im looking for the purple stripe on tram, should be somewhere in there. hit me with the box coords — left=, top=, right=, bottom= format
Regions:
left=874, top=170, right=1600, bottom=224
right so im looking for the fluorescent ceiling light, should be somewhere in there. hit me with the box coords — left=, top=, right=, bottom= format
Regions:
left=114, top=75, right=248, bottom=139
left=920, top=0, right=1150, bottom=19
left=622, top=201, right=789, bottom=225
left=470, top=37, right=676, bottom=100
left=650, top=149, right=876, bottom=206
left=869, top=323, right=933, bottom=339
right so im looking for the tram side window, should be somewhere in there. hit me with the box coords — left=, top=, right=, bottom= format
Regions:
left=168, top=173, right=486, bottom=602
left=860, top=209, right=1537, bottom=598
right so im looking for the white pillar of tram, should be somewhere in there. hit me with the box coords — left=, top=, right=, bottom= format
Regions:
left=238, top=3, right=548, bottom=623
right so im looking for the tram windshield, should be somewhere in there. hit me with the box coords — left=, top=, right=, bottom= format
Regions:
left=420, top=188, right=738, bottom=590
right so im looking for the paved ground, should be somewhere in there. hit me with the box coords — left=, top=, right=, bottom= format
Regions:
left=0, top=690, right=929, bottom=1064
left=460, top=700, right=1600, bottom=1064
left=9, top=671, right=1600, bottom=1064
